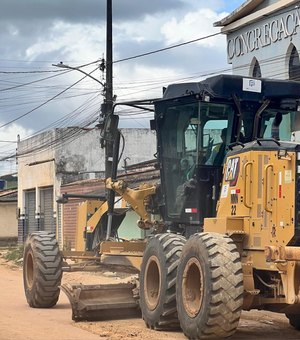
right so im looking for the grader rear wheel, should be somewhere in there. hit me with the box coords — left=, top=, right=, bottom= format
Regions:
left=176, top=232, right=244, bottom=339
left=140, top=233, right=186, bottom=330
left=23, top=232, right=62, bottom=308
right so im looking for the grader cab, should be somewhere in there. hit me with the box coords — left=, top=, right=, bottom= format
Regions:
left=23, top=75, right=300, bottom=338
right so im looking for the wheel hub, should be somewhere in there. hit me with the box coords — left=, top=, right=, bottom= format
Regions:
left=182, top=257, right=204, bottom=318
left=25, top=250, right=34, bottom=289
left=144, top=255, right=161, bottom=311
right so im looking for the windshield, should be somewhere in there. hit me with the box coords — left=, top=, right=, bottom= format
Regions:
left=159, top=101, right=235, bottom=167
left=239, top=102, right=297, bottom=142
left=158, top=101, right=235, bottom=216
left=259, top=108, right=295, bottom=140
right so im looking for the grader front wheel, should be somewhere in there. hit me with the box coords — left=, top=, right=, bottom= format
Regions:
left=176, top=232, right=244, bottom=339
left=23, top=232, right=62, bottom=308
left=140, top=233, right=186, bottom=330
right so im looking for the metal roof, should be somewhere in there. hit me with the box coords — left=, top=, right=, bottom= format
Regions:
left=159, top=74, right=300, bottom=102
left=0, top=189, right=17, bottom=202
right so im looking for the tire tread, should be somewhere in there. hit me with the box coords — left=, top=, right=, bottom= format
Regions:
left=141, top=233, right=186, bottom=330
left=23, top=232, right=62, bottom=308
left=177, top=232, right=243, bottom=339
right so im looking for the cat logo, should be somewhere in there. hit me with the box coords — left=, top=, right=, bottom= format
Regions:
left=225, top=157, right=240, bottom=186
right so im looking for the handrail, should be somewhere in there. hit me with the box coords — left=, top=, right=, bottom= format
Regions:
left=243, top=162, right=253, bottom=209
left=264, top=164, right=273, bottom=213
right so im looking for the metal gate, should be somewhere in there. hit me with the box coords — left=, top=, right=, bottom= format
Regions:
left=25, top=190, right=36, bottom=236
left=40, top=187, right=55, bottom=233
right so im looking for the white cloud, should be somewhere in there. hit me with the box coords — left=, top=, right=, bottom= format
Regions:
left=115, top=13, right=171, bottom=44
left=0, top=3, right=234, bottom=143
left=25, top=21, right=105, bottom=63
left=115, top=64, right=179, bottom=101
left=161, top=9, right=228, bottom=49
left=7, top=24, right=19, bottom=36
left=0, top=123, right=33, bottom=174
left=0, top=122, right=32, bottom=144
left=0, top=1, right=241, bottom=174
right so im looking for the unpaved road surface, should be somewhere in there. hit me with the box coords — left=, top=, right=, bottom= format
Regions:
left=0, top=258, right=100, bottom=340
left=0, top=254, right=300, bottom=340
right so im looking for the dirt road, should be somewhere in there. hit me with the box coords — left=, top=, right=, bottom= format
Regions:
left=1, top=256, right=300, bottom=340
left=0, top=260, right=100, bottom=340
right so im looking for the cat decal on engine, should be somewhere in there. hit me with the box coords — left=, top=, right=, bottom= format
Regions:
left=225, top=157, right=240, bottom=187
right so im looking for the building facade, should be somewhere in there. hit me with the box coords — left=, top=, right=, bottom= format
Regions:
left=0, top=189, right=18, bottom=246
left=215, top=0, right=300, bottom=80
left=17, top=127, right=156, bottom=246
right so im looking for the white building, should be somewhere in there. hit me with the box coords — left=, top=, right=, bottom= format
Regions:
left=0, top=189, right=17, bottom=246
left=215, top=0, right=300, bottom=80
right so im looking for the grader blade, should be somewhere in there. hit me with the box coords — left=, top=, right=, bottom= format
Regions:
left=61, top=282, right=140, bottom=321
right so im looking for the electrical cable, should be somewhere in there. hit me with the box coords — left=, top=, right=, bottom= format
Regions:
left=0, top=69, right=72, bottom=92
left=0, top=66, right=100, bottom=129
left=1, top=40, right=299, bottom=161
left=118, top=131, right=126, bottom=164
left=0, top=69, right=66, bottom=74
left=113, top=32, right=221, bottom=64
left=0, top=92, right=101, bottom=157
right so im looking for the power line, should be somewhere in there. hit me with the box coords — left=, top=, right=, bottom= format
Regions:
left=0, top=67, right=100, bottom=129
left=0, top=92, right=101, bottom=156
left=2, top=116, right=100, bottom=161
left=0, top=39, right=296, bottom=149
left=6, top=50, right=289, bottom=108
left=113, top=32, right=221, bottom=64
left=0, top=69, right=71, bottom=92
left=0, top=58, right=99, bottom=64
left=0, top=31, right=222, bottom=77
left=0, top=140, right=17, bottom=143
left=0, top=69, right=65, bottom=74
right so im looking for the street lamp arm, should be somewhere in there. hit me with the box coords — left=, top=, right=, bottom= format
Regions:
left=52, top=63, right=105, bottom=87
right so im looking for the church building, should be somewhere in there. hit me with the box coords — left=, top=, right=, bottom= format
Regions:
left=214, top=0, right=300, bottom=80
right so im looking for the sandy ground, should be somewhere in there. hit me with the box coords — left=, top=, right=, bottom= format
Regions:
left=1, top=251, right=300, bottom=340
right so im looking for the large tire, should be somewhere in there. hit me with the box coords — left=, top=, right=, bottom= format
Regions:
left=286, top=314, right=300, bottom=330
left=23, top=232, right=63, bottom=308
left=140, top=233, right=186, bottom=330
left=176, top=232, right=243, bottom=339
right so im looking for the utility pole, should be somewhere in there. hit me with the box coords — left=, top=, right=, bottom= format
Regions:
left=103, top=0, right=116, bottom=180
left=103, top=0, right=119, bottom=240
left=106, top=0, right=113, bottom=119
left=53, top=0, right=118, bottom=240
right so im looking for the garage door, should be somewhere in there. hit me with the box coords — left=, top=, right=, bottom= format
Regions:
left=40, top=187, right=55, bottom=233
left=25, top=190, right=36, bottom=236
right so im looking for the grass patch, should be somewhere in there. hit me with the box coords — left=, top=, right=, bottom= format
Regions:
left=4, top=246, right=24, bottom=263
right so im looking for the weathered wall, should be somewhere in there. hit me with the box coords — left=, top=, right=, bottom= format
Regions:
left=55, top=128, right=157, bottom=185
left=54, top=128, right=100, bottom=184
left=17, top=130, right=56, bottom=215
left=0, top=203, right=18, bottom=238
left=121, top=129, right=157, bottom=166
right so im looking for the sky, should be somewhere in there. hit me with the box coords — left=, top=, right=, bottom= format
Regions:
left=0, top=0, right=245, bottom=174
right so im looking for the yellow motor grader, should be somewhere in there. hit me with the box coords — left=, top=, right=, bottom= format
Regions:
left=23, top=74, right=300, bottom=338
